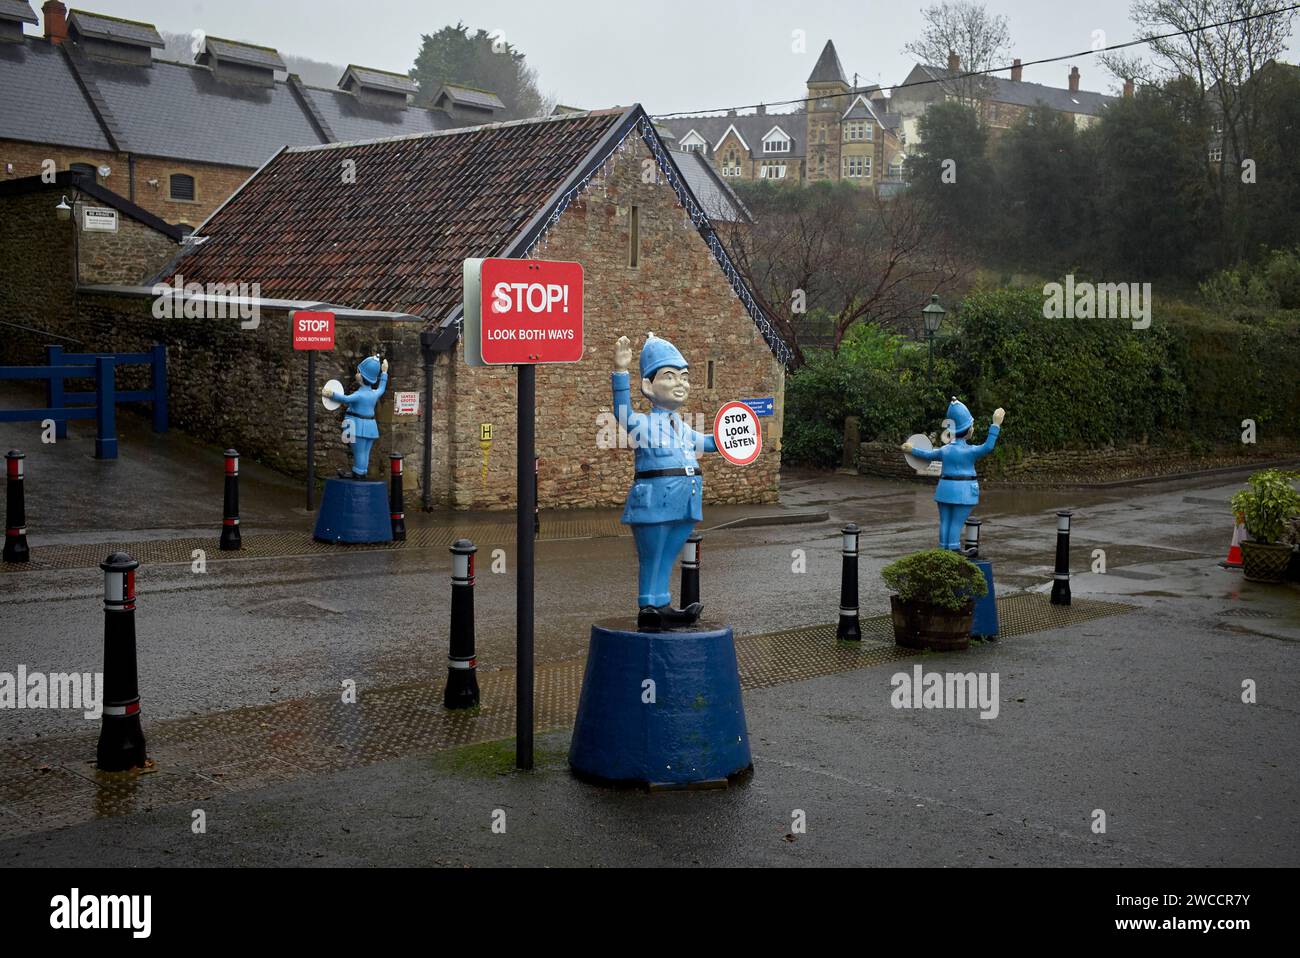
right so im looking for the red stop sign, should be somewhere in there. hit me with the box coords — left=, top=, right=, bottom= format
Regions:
left=291, top=310, right=335, bottom=350
left=468, top=259, right=584, bottom=365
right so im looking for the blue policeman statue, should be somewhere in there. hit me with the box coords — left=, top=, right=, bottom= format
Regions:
left=323, top=355, right=388, bottom=480
left=613, top=334, right=718, bottom=631
left=902, top=398, right=1006, bottom=551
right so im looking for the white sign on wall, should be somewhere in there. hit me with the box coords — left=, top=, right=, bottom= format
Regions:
left=394, top=391, right=420, bottom=416
left=81, top=207, right=118, bottom=233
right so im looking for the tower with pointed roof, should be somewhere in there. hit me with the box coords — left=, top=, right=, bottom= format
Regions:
left=805, top=40, right=849, bottom=183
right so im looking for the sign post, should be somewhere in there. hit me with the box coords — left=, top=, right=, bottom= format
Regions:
left=464, top=258, right=583, bottom=771
left=291, top=310, right=336, bottom=511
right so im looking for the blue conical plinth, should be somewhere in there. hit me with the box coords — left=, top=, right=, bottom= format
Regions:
left=569, top=622, right=752, bottom=788
left=971, top=559, right=998, bottom=639
left=313, top=478, right=393, bottom=544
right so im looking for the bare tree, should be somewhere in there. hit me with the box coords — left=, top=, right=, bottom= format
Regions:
left=903, top=1, right=1013, bottom=111
left=719, top=183, right=969, bottom=365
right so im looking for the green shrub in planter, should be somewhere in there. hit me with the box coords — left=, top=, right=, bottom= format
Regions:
left=881, top=549, right=989, bottom=610
left=1229, top=469, right=1300, bottom=545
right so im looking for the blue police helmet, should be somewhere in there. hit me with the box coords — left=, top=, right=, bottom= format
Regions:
left=358, top=355, right=382, bottom=385
left=946, top=397, right=974, bottom=435
left=639, top=333, right=688, bottom=381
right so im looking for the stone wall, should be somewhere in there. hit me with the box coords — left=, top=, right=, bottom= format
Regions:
left=445, top=135, right=786, bottom=510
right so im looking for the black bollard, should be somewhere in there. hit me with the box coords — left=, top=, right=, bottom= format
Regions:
left=962, top=517, right=982, bottom=559
left=96, top=552, right=147, bottom=772
left=444, top=538, right=480, bottom=709
left=4, top=450, right=29, bottom=564
left=389, top=453, right=407, bottom=541
left=219, top=449, right=241, bottom=551
left=1050, top=510, right=1073, bottom=606
left=837, top=523, right=861, bottom=641
left=680, top=531, right=702, bottom=608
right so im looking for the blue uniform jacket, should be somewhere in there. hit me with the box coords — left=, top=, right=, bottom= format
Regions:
left=328, top=373, right=388, bottom=440
left=613, top=370, right=717, bottom=525
left=910, top=424, right=1000, bottom=505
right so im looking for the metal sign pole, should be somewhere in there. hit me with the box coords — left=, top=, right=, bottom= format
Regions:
left=306, top=349, right=316, bottom=511
left=516, top=363, right=536, bottom=770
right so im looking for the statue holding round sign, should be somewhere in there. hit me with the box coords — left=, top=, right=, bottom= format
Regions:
left=901, top=398, right=1005, bottom=552
left=567, top=332, right=753, bottom=789
left=312, top=355, right=393, bottom=544
left=612, top=333, right=718, bottom=631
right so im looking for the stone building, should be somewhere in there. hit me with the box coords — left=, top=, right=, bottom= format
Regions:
left=661, top=40, right=907, bottom=192
left=0, top=1, right=502, bottom=228
left=2, top=106, right=789, bottom=512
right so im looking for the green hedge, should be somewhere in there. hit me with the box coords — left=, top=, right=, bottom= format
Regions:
left=782, top=288, right=1300, bottom=467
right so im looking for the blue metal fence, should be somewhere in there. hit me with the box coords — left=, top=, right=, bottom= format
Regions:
left=0, top=344, right=167, bottom=460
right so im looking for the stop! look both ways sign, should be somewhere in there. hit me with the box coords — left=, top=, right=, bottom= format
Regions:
left=463, top=258, right=584, bottom=366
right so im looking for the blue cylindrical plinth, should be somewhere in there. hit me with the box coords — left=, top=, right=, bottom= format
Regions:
left=971, top=559, right=998, bottom=639
left=313, top=478, right=393, bottom=544
left=569, top=622, right=752, bottom=788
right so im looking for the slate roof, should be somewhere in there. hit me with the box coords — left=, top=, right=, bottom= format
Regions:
left=660, top=111, right=806, bottom=160
left=0, top=39, right=112, bottom=150
left=340, top=64, right=417, bottom=95
left=808, top=40, right=848, bottom=86
left=164, top=111, right=629, bottom=320
left=200, top=36, right=286, bottom=71
left=436, top=84, right=506, bottom=111
left=670, top=149, right=748, bottom=224
left=0, top=34, right=465, bottom=168
left=913, top=63, right=1116, bottom=116
left=0, top=1, right=37, bottom=24
left=67, top=9, right=163, bottom=48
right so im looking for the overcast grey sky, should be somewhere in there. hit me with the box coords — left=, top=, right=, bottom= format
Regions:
left=42, top=0, right=1300, bottom=113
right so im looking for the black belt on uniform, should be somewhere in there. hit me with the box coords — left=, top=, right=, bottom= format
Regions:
left=346, top=413, right=375, bottom=420
left=635, top=467, right=702, bottom=480
left=941, top=473, right=977, bottom=480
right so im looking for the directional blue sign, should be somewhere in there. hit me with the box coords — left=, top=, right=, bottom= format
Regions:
left=741, top=397, right=775, bottom=417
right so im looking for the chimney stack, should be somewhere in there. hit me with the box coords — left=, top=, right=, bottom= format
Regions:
left=947, top=49, right=960, bottom=72
left=1011, top=58, right=1022, bottom=82
left=756, top=103, right=766, bottom=116
left=42, top=0, right=67, bottom=44
left=1069, top=66, right=1080, bottom=92
left=1123, top=78, right=1134, bottom=97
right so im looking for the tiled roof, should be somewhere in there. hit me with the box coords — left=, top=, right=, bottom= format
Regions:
left=67, top=9, right=163, bottom=48
left=201, top=36, right=286, bottom=72
left=671, top=149, right=747, bottom=224
left=436, top=84, right=506, bottom=111
left=164, top=111, right=628, bottom=320
left=341, top=65, right=417, bottom=95
left=808, top=40, right=848, bottom=85
left=916, top=63, right=1116, bottom=116
left=0, top=1, right=37, bottom=24
left=0, top=40, right=113, bottom=150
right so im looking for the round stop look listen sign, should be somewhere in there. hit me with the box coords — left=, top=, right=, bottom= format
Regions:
left=713, top=401, right=762, bottom=466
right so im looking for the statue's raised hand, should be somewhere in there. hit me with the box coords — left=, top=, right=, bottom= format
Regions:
left=901, top=442, right=914, bottom=453
left=992, top=408, right=1005, bottom=426
left=614, top=335, right=633, bottom=371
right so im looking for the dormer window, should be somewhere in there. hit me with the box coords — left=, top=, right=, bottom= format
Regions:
left=762, top=127, right=791, bottom=153
left=679, top=131, right=708, bottom=154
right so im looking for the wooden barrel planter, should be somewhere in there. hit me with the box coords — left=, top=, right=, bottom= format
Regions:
left=890, top=595, right=975, bottom=652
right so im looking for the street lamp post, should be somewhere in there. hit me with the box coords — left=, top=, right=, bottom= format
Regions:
left=922, top=294, right=945, bottom=383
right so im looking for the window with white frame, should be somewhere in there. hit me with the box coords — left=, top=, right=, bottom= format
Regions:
left=888, top=155, right=905, bottom=179
left=1208, top=146, right=1223, bottom=162
left=721, top=150, right=743, bottom=176
left=760, top=161, right=787, bottom=179
left=844, top=155, right=867, bottom=178
left=679, top=132, right=706, bottom=154
left=762, top=131, right=791, bottom=153
left=845, top=121, right=871, bottom=142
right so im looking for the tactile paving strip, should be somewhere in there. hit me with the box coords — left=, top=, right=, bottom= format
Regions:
left=0, top=519, right=631, bottom=573
left=0, top=593, right=1132, bottom=838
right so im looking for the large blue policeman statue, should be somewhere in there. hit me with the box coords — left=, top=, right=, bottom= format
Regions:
left=613, top=333, right=718, bottom=631
left=322, top=355, right=388, bottom=479
left=902, top=398, right=1006, bottom=552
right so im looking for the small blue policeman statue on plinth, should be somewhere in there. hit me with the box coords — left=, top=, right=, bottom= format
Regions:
left=612, top=333, right=717, bottom=631
left=902, top=398, right=1006, bottom=551
left=323, top=355, right=388, bottom=480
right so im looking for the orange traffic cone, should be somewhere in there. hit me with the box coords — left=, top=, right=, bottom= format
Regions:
left=1221, top=517, right=1245, bottom=569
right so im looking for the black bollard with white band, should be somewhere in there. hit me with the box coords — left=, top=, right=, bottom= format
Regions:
left=1050, top=510, right=1073, bottom=606
left=444, top=538, right=480, bottom=709
left=96, top=552, right=147, bottom=772
left=4, top=450, right=29, bottom=564
left=837, top=523, right=861, bottom=641
left=219, top=449, right=241, bottom=551
left=680, top=531, right=702, bottom=609
left=962, top=517, right=982, bottom=559
left=389, top=453, right=407, bottom=541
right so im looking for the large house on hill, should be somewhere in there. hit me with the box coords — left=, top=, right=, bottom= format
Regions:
left=0, top=1, right=504, bottom=226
